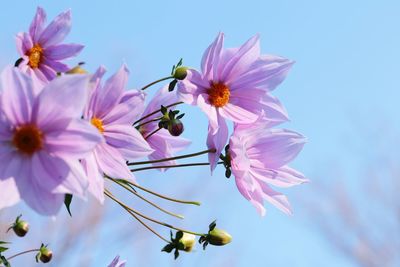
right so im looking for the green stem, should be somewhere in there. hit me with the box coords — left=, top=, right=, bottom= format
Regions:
left=141, top=76, right=173, bottom=91
left=127, top=148, right=216, bottom=166
left=110, top=177, right=200, bottom=206
left=110, top=178, right=184, bottom=219
left=105, top=190, right=170, bottom=243
left=130, top=162, right=211, bottom=172
left=135, top=117, right=162, bottom=129
left=133, top=101, right=184, bottom=125
left=105, top=190, right=205, bottom=237
left=7, top=249, right=40, bottom=261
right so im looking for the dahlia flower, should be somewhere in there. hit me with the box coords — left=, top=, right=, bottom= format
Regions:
left=82, top=65, right=153, bottom=203
left=16, top=7, right=84, bottom=84
left=229, top=123, right=308, bottom=215
left=0, top=67, right=101, bottom=215
left=178, top=33, right=293, bottom=170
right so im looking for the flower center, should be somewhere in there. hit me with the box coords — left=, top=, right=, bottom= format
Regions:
left=12, top=124, right=44, bottom=155
left=27, top=44, right=43, bottom=69
left=207, top=83, right=230, bottom=107
left=91, top=117, right=104, bottom=133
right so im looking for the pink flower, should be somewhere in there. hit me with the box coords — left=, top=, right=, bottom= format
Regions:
left=108, top=256, right=126, bottom=267
left=16, top=7, right=84, bottom=85
left=0, top=67, right=102, bottom=215
left=82, top=65, right=153, bottom=203
left=229, top=123, right=308, bottom=216
left=178, top=33, right=293, bottom=170
left=136, top=86, right=191, bottom=169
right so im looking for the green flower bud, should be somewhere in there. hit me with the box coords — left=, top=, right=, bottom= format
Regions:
left=66, top=65, right=87, bottom=74
left=36, top=245, right=53, bottom=263
left=168, top=119, right=184, bottom=136
left=13, top=220, right=29, bottom=237
left=207, top=228, right=232, bottom=246
left=178, top=233, right=196, bottom=252
left=173, top=67, right=188, bottom=80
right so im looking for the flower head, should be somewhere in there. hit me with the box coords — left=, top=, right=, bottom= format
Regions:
left=0, top=67, right=102, bottom=215
left=178, top=33, right=293, bottom=171
left=136, top=86, right=191, bottom=170
left=229, top=123, right=308, bottom=215
left=108, top=256, right=126, bottom=267
left=82, top=65, right=153, bottom=203
left=16, top=7, right=84, bottom=85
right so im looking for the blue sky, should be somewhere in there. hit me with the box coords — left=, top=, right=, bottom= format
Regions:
left=1, top=1, right=399, bottom=266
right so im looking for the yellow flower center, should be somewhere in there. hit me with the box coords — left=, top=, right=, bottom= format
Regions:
left=12, top=124, right=44, bottom=155
left=91, top=117, right=104, bottom=133
left=27, top=44, right=43, bottom=69
left=207, top=83, right=230, bottom=107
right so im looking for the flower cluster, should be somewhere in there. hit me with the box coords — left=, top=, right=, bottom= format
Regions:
left=0, top=6, right=307, bottom=265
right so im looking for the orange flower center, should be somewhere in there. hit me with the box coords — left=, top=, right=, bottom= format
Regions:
left=12, top=124, right=44, bottom=155
left=91, top=117, right=104, bottom=133
left=207, top=83, right=230, bottom=107
left=27, top=44, right=43, bottom=69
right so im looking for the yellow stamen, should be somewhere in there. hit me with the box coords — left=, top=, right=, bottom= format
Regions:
left=91, top=117, right=104, bottom=133
left=207, top=83, right=230, bottom=107
left=27, top=44, right=43, bottom=69
left=12, top=124, right=43, bottom=155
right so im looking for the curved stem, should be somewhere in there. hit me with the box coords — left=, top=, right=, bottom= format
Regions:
left=131, top=162, right=211, bottom=172
left=109, top=177, right=200, bottom=206
left=133, top=101, right=184, bottom=125
left=7, top=249, right=40, bottom=261
left=127, top=148, right=216, bottom=166
left=105, top=190, right=205, bottom=237
left=144, top=127, right=162, bottom=140
left=135, top=117, right=162, bottom=129
left=141, top=76, right=173, bottom=91
left=109, top=178, right=184, bottom=219
left=105, top=190, right=169, bottom=243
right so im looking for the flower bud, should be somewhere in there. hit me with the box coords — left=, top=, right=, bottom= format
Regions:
left=13, top=220, right=29, bottom=237
left=178, top=233, right=196, bottom=252
left=207, top=228, right=232, bottom=246
left=66, top=63, right=87, bottom=74
left=168, top=119, right=184, bottom=136
left=37, top=245, right=53, bottom=263
left=173, top=67, right=188, bottom=80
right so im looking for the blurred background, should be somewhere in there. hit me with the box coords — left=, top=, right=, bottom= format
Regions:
left=0, top=0, right=399, bottom=266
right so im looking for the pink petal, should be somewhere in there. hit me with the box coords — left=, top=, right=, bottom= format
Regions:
left=81, top=153, right=104, bottom=203
left=45, top=43, right=84, bottom=60
left=1, top=66, right=35, bottom=125
left=177, top=70, right=208, bottom=105
left=95, top=143, right=133, bottom=179
left=260, top=182, right=292, bottom=215
left=29, top=7, right=47, bottom=43
left=103, top=90, right=145, bottom=125
left=15, top=32, right=33, bottom=56
left=201, top=32, right=224, bottom=81
left=250, top=165, right=309, bottom=188
left=207, top=113, right=228, bottom=172
left=219, top=102, right=259, bottom=124
left=0, top=178, right=20, bottom=210
left=38, top=9, right=72, bottom=47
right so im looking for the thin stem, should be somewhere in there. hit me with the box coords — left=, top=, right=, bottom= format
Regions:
left=105, top=190, right=205, bottom=237
left=108, top=177, right=200, bottom=206
left=105, top=190, right=169, bottom=243
left=7, top=249, right=40, bottom=261
left=130, top=162, right=224, bottom=172
left=135, top=117, right=162, bottom=129
left=141, top=76, right=173, bottom=91
left=144, top=127, right=162, bottom=140
left=133, top=101, right=184, bottom=125
left=127, top=148, right=216, bottom=166
left=110, top=178, right=184, bottom=219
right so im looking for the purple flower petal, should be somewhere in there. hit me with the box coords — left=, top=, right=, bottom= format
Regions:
left=219, top=102, right=259, bottom=124
left=201, top=32, right=224, bottom=80
left=15, top=32, right=33, bottom=56
left=45, top=43, right=84, bottom=60
left=38, top=9, right=72, bottom=47
left=0, top=178, right=20, bottom=210
left=0, top=67, right=35, bottom=125
left=81, top=154, right=105, bottom=203
left=94, top=143, right=133, bottom=179
left=260, top=182, right=292, bottom=215
left=207, top=114, right=228, bottom=172
left=29, top=7, right=47, bottom=43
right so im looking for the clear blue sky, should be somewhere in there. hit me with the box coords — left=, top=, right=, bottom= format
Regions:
left=1, top=1, right=399, bottom=266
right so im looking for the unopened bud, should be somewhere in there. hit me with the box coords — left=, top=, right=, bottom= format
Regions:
left=13, top=220, right=29, bottom=237
left=66, top=63, right=87, bottom=75
left=168, top=119, right=184, bottom=136
left=173, top=67, right=188, bottom=80
left=178, top=233, right=196, bottom=252
left=36, top=245, right=53, bottom=263
left=207, top=228, right=232, bottom=246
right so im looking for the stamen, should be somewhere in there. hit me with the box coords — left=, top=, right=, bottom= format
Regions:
left=207, top=83, right=230, bottom=107
left=27, top=44, right=43, bottom=69
left=12, top=124, right=43, bottom=155
left=91, top=117, right=104, bottom=133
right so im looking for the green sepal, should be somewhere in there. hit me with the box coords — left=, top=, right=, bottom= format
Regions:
left=64, top=194, right=73, bottom=216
